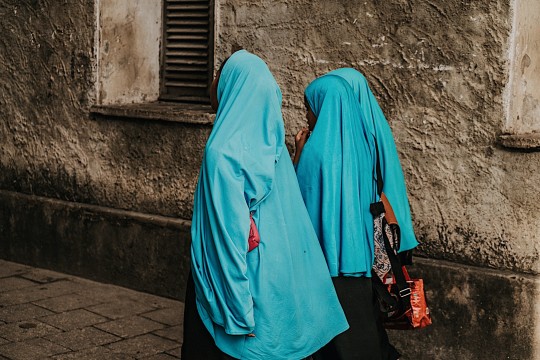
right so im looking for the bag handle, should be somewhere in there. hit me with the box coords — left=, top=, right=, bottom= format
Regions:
left=372, top=273, right=399, bottom=313
left=374, top=141, right=409, bottom=301
left=381, top=217, right=411, bottom=307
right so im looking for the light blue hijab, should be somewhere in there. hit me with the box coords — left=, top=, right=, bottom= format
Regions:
left=296, top=75, right=376, bottom=277
left=328, top=68, right=419, bottom=252
left=191, top=50, right=348, bottom=359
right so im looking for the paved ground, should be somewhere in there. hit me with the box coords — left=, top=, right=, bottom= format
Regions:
left=0, top=260, right=184, bottom=360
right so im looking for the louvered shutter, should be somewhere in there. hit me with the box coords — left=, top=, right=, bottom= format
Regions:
left=161, top=0, right=214, bottom=103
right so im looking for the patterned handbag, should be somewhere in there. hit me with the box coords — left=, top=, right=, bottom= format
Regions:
left=370, top=141, right=431, bottom=330
left=372, top=193, right=400, bottom=281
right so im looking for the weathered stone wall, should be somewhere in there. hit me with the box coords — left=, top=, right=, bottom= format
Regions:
left=1, top=1, right=537, bottom=275
left=1, top=1, right=539, bottom=358
left=390, top=258, right=539, bottom=360
left=0, top=0, right=208, bottom=223
left=216, top=0, right=540, bottom=275
left=0, top=190, right=192, bottom=299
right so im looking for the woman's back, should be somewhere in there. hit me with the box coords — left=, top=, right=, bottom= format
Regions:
left=296, top=75, right=377, bottom=277
left=188, top=50, right=348, bottom=360
left=327, top=68, right=418, bottom=253
left=295, top=74, right=402, bottom=360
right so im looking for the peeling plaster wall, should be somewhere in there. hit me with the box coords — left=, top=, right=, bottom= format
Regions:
left=216, top=0, right=540, bottom=274
left=1, top=1, right=538, bottom=357
left=0, top=0, right=538, bottom=276
left=505, top=0, right=540, bottom=134
left=97, top=0, right=161, bottom=104
left=0, top=0, right=207, bottom=222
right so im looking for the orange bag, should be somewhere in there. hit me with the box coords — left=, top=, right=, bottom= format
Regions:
left=381, top=266, right=432, bottom=330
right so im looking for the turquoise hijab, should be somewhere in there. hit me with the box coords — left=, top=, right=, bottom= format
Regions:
left=191, top=51, right=348, bottom=359
left=296, top=75, right=376, bottom=277
left=328, top=68, right=419, bottom=252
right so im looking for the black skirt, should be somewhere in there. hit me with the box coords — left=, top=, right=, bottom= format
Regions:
left=312, top=276, right=401, bottom=360
left=181, top=272, right=238, bottom=360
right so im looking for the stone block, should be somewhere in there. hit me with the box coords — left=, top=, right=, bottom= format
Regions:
left=0, top=277, right=38, bottom=292
left=0, top=320, right=61, bottom=342
left=152, top=325, right=182, bottom=343
left=20, top=268, right=71, bottom=284
left=0, top=280, right=77, bottom=306
left=0, top=338, right=69, bottom=359
left=51, top=346, right=135, bottom=360
left=165, top=346, right=181, bottom=358
left=39, top=309, right=108, bottom=331
left=45, top=327, right=120, bottom=351
left=94, top=316, right=165, bottom=338
left=87, top=300, right=158, bottom=320
left=0, top=304, right=54, bottom=323
left=143, top=354, right=178, bottom=360
left=141, top=307, right=183, bottom=327
left=33, top=293, right=102, bottom=313
left=106, top=334, right=179, bottom=358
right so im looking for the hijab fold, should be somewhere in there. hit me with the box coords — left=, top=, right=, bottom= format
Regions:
left=191, top=50, right=285, bottom=336
left=328, top=68, right=418, bottom=252
left=190, top=51, right=349, bottom=359
left=296, top=75, right=376, bottom=277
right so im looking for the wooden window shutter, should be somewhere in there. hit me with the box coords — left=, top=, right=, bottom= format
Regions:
left=161, top=0, right=214, bottom=103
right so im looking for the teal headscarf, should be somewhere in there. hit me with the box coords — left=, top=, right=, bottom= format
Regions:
left=296, top=75, right=376, bottom=277
left=328, top=68, right=419, bottom=252
left=191, top=51, right=348, bottom=359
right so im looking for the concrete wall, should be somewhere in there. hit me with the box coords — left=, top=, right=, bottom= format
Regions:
left=217, top=0, right=540, bottom=275
left=0, top=190, right=191, bottom=299
left=0, top=0, right=206, bottom=222
left=0, top=0, right=539, bottom=358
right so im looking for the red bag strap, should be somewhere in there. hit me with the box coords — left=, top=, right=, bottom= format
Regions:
left=401, top=266, right=411, bottom=282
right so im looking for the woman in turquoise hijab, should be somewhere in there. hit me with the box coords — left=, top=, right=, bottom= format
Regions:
left=182, top=50, right=349, bottom=360
left=294, top=75, right=402, bottom=359
left=327, top=68, right=418, bottom=255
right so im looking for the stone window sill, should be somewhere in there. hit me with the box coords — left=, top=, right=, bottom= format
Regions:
left=90, top=102, right=215, bottom=125
left=498, top=133, right=540, bottom=151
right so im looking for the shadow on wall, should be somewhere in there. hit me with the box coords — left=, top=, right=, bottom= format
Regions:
left=388, top=258, right=539, bottom=360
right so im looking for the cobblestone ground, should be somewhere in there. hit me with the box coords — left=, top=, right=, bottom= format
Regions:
left=0, top=260, right=184, bottom=360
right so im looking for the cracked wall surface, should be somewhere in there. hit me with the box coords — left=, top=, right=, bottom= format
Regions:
left=0, top=0, right=208, bottom=223
left=216, top=0, right=540, bottom=274
left=0, top=0, right=538, bottom=276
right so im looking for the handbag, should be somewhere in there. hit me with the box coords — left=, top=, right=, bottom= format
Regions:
left=248, top=213, right=260, bottom=252
left=375, top=266, right=432, bottom=330
left=370, top=140, right=431, bottom=330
